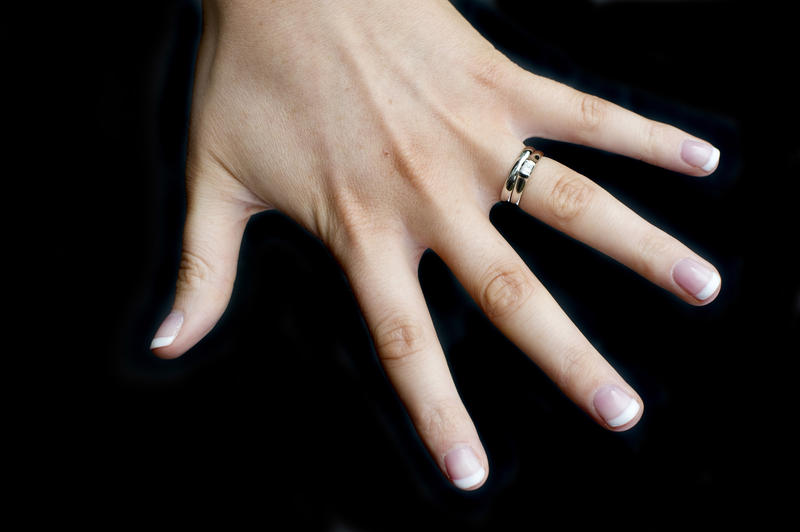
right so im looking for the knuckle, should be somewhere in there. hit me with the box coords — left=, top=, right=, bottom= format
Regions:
left=417, top=399, right=466, bottom=444
left=384, top=139, right=446, bottom=210
left=373, top=314, right=429, bottom=366
left=547, top=172, right=594, bottom=222
left=636, top=229, right=673, bottom=279
left=480, top=263, right=535, bottom=320
left=470, top=53, right=513, bottom=92
left=177, top=249, right=214, bottom=289
left=639, top=119, right=660, bottom=161
left=577, top=93, right=606, bottom=132
left=317, top=186, right=391, bottom=259
left=556, top=344, right=595, bottom=391
left=393, top=144, right=437, bottom=195
left=327, top=189, right=371, bottom=241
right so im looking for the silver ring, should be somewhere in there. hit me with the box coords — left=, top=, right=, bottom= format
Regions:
left=502, top=147, right=543, bottom=205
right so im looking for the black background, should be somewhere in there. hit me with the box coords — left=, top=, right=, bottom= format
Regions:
left=22, top=0, right=798, bottom=529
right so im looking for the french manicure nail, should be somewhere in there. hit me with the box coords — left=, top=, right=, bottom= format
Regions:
left=681, top=139, right=720, bottom=172
left=150, top=310, right=184, bottom=349
left=594, top=385, right=640, bottom=428
left=672, top=258, right=721, bottom=301
left=444, top=446, right=486, bottom=490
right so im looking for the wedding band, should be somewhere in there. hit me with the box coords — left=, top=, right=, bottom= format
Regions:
left=503, top=147, right=543, bottom=205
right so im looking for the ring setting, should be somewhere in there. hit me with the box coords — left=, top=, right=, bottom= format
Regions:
left=503, top=147, right=543, bottom=205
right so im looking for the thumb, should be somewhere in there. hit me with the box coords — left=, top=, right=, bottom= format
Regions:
left=150, top=179, right=250, bottom=359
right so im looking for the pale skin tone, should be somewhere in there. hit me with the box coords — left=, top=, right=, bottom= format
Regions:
left=151, top=0, right=721, bottom=490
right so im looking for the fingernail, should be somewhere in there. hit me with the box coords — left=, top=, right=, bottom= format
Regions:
left=593, top=385, right=640, bottom=428
left=681, top=139, right=720, bottom=172
left=444, top=446, right=486, bottom=490
left=672, top=258, right=721, bottom=301
left=150, top=310, right=184, bottom=349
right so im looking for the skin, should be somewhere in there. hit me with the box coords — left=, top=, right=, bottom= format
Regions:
left=151, top=0, right=721, bottom=490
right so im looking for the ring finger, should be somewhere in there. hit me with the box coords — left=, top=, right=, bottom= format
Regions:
left=502, top=147, right=721, bottom=305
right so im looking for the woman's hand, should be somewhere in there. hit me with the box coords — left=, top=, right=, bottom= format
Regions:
left=150, top=0, right=721, bottom=490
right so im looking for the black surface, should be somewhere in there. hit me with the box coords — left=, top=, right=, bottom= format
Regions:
left=31, top=0, right=799, bottom=528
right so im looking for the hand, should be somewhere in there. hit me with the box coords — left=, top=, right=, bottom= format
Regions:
left=149, top=0, right=721, bottom=490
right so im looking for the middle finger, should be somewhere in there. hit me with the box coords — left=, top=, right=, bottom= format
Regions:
left=433, top=210, right=643, bottom=431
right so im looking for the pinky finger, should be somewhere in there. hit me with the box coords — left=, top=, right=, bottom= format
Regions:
left=507, top=70, right=720, bottom=176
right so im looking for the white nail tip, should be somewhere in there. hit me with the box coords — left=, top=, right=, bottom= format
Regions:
left=607, top=399, right=640, bottom=428
left=150, top=335, right=177, bottom=349
left=695, top=271, right=721, bottom=301
left=452, top=467, right=486, bottom=490
left=701, top=147, right=720, bottom=172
